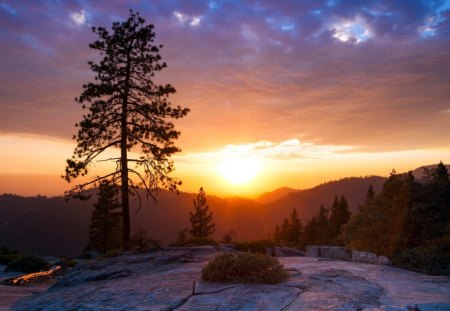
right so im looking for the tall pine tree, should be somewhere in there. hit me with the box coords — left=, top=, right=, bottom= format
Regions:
left=64, top=11, right=189, bottom=249
left=189, top=188, right=215, bottom=238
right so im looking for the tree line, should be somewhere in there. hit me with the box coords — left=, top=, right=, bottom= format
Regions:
left=272, top=194, right=351, bottom=248
left=341, top=162, right=450, bottom=275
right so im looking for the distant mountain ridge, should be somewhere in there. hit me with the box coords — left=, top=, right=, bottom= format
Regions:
left=4, top=168, right=436, bottom=257
left=256, top=187, right=297, bottom=203
left=411, top=163, right=450, bottom=180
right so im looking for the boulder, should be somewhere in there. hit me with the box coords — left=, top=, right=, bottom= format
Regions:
left=352, top=251, right=391, bottom=266
left=376, top=256, right=392, bottom=266
left=305, top=246, right=319, bottom=257
left=305, top=246, right=352, bottom=261
left=306, top=246, right=390, bottom=265
left=273, top=247, right=305, bottom=257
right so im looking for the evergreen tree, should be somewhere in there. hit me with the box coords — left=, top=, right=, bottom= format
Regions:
left=130, top=227, right=160, bottom=252
left=408, top=162, right=450, bottom=246
left=288, top=208, right=303, bottom=245
left=173, top=228, right=189, bottom=246
left=88, top=180, right=122, bottom=253
left=341, top=163, right=450, bottom=275
left=303, top=216, right=318, bottom=246
left=273, top=225, right=281, bottom=242
left=280, top=218, right=290, bottom=242
left=189, top=188, right=215, bottom=238
left=316, top=205, right=329, bottom=244
left=64, top=11, right=189, bottom=249
left=329, top=195, right=351, bottom=244
left=365, top=184, right=375, bottom=203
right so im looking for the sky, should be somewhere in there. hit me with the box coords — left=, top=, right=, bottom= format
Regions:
left=0, top=0, right=449, bottom=197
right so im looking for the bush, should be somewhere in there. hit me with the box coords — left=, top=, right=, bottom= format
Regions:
left=5, top=255, right=50, bottom=273
left=394, top=235, right=450, bottom=276
left=235, top=240, right=276, bottom=254
left=0, top=254, right=20, bottom=265
left=202, top=252, right=289, bottom=284
left=98, top=249, right=121, bottom=260
left=0, top=247, right=20, bottom=265
left=171, top=237, right=218, bottom=247
left=130, top=228, right=161, bottom=253
left=187, top=237, right=218, bottom=246
left=55, top=257, right=77, bottom=268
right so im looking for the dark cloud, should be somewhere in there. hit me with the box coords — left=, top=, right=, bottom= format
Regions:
left=0, top=0, right=449, bottom=152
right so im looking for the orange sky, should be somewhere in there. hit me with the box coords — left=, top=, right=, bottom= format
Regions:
left=0, top=134, right=448, bottom=197
left=1, top=2, right=450, bottom=197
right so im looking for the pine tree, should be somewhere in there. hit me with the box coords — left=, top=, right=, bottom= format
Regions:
left=189, top=188, right=215, bottom=238
left=88, top=180, right=122, bottom=253
left=365, top=184, right=375, bottom=203
left=288, top=208, right=303, bottom=245
left=329, top=194, right=351, bottom=242
left=273, top=225, right=281, bottom=242
left=280, top=218, right=290, bottom=242
left=64, top=11, right=189, bottom=250
left=303, top=216, right=318, bottom=246
left=316, top=205, right=329, bottom=244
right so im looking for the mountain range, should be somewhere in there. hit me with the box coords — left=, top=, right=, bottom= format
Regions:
left=0, top=164, right=444, bottom=257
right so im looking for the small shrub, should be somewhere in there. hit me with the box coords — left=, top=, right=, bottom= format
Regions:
left=98, top=249, right=121, bottom=260
left=187, top=237, right=218, bottom=246
left=170, top=228, right=190, bottom=247
left=55, top=257, right=77, bottom=268
left=171, top=237, right=218, bottom=247
left=202, top=252, right=289, bottom=284
left=235, top=240, right=276, bottom=254
left=0, top=253, right=20, bottom=265
left=5, top=255, right=50, bottom=273
left=221, top=230, right=236, bottom=244
left=130, top=228, right=161, bottom=253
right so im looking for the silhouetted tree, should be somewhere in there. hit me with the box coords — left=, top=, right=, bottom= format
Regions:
left=172, top=228, right=189, bottom=246
left=130, top=227, right=160, bottom=252
left=88, top=180, right=122, bottom=253
left=365, top=184, right=375, bottom=203
left=64, top=11, right=189, bottom=249
left=407, top=162, right=450, bottom=246
left=273, top=225, right=281, bottom=242
left=280, top=218, right=290, bottom=242
left=189, top=188, right=215, bottom=238
left=315, top=205, right=329, bottom=244
left=288, top=208, right=303, bottom=244
left=221, top=230, right=236, bottom=244
left=329, top=195, right=351, bottom=243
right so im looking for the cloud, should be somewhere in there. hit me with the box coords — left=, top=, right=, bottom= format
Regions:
left=70, top=10, right=86, bottom=25
left=0, top=0, right=449, bottom=153
left=173, top=10, right=202, bottom=27
left=176, top=138, right=354, bottom=164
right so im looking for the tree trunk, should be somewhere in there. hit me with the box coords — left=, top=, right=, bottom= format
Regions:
left=120, top=49, right=133, bottom=251
left=121, top=98, right=130, bottom=250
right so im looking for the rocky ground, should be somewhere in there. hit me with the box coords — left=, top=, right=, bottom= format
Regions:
left=3, top=247, right=450, bottom=311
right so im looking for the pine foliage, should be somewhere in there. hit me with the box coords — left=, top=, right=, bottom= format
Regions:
left=64, top=11, right=189, bottom=249
left=88, top=180, right=122, bottom=253
left=189, top=188, right=215, bottom=238
left=341, top=162, right=450, bottom=275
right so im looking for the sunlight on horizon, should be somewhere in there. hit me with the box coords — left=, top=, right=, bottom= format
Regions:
left=218, top=156, right=261, bottom=185
left=1, top=133, right=449, bottom=197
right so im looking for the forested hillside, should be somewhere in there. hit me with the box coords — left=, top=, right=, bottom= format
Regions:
left=0, top=175, right=385, bottom=256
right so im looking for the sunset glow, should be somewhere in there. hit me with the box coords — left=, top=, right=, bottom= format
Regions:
left=218, top=156, right=261, bottom=185
left=0, top=1, right=449, bottom=197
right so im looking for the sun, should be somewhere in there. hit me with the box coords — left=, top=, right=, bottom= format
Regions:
left=218, top=156, right=261, bottom=185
